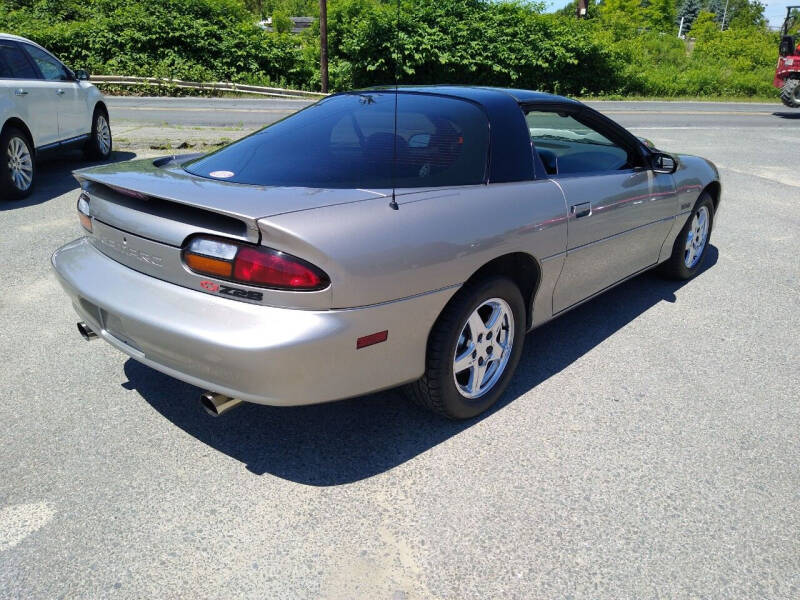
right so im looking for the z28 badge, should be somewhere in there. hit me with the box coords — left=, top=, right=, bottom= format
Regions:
left=200, top=281, right=263, bottom=301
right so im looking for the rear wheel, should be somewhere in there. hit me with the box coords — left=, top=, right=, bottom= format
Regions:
left=781, top=79, right=800, bottom=108
left=1, top=127, right=35, bottom=200
left=405, top=277, right=526, bottom=419
left=659, top=193, right=714, bottom=280
left=84, top=108, right=112, bottom=160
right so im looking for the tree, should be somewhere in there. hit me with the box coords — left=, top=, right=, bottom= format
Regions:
left=677, top=0, right=703, bottom=30
left=555, top=0, right=598, bottom=19
left=645, top=0, right=676, bottom=32
left=598, top=0, right=645, bottom=33
left=705, top=0, right=725, bottom=24
left=727, top=0, right=767, bottom=29
left=690, top=10, right=718, bottom=38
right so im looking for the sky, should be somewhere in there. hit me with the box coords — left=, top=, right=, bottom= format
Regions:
left=545, top=1, right=794, bottom=28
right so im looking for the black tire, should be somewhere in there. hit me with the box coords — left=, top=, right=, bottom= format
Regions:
left=0, top=127, right=35, bottom=200
left=781, top=79, right=800, bottom=109
left=405, top=277, right=526, bottom=419
left=658, top=192, right=715, bottom=280
left=84, top=107, right=112, bottom=160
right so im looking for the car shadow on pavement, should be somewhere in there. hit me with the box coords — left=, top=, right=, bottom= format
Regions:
left=0, top=150, right=136, bottom=211
left=772, top=111, right=800, bottom=119
left=125, top=245, right=718, bottom=486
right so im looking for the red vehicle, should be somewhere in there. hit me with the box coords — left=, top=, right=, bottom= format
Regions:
left=776, top=6, right=800, bottom=107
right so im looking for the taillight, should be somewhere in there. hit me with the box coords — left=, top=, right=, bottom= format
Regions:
left=183, top=236, right=329, bottom=291
left=77, top=192, right=92, bottom=232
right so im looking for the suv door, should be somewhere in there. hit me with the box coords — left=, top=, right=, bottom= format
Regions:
left=525, top=107, right=677, bottom=313
left=0, top=40, right=59, bottom=148
left=21, top=42, right=88, bottom=142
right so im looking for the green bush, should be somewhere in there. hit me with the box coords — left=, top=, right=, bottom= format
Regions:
left=2, top=0, right=312, bottom=88
left=0, top=0, right=781, bottom=98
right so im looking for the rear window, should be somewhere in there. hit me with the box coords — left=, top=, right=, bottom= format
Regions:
left=185, top=92, right=489, bottom=189
left=0, top=43, right=38, bottom=79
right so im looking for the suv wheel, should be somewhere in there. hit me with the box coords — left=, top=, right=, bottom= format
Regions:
left=84, top=109, right=112, bottom=160
left=1, top=127, right=35, bottom=200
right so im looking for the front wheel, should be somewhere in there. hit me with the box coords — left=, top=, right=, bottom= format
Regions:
left=405, top=277, right=526, bottom=419
left=781, top=79, right=800, bottom=108
left=84, top=109, right=112, bottom=160
left=659, top=193, right=715, bottom=280
left=1, top=127, right=35, bottom=200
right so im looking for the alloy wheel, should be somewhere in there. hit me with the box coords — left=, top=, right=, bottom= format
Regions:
left=96, top=115, right=111, bottom=156
left=453, top=297, right=515, bottom=399
left=7, top=136, right=33, bottom=192
left=684, top=205, right=709, bottom=268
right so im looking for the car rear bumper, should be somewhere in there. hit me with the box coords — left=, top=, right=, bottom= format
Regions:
left=52, top=238, right=457, bottom=406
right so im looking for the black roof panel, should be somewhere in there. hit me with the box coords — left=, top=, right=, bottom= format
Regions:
left=361, top=85, right=582, bottom=107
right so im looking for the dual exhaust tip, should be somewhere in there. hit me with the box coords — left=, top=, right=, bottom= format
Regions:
left=76, top=322, right=242, bottom=417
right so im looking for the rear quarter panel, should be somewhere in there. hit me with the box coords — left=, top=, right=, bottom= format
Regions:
left=262, top=180, right=569, bottom=310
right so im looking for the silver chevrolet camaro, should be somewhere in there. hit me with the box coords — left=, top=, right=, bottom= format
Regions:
left=52, top=87, right=720, bottom=419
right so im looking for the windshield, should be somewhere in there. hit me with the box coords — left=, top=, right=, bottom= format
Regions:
left=185, top=92, right=490, bottom=189
left=785, top=8, right=800, bottom=36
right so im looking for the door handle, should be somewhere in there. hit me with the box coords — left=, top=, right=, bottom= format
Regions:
left=14, top=89, right=28, bottom=96
left=56, top=89, right=65, bottom=95
left=570, top=202, right=592, bottom=219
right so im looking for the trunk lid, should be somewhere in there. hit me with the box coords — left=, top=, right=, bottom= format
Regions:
left=74, top=155, right=387, bottom=246
left=74, top=155, right=383, bottom=310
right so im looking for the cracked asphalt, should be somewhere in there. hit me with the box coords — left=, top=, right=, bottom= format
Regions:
left=0, top=100, right=798, bottom=599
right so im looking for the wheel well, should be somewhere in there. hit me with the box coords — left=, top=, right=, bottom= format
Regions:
left=2, top=118, right=35, bottom=156
left=702, top=181, right=721, bottom=213
left=93, top=101, right=108, bottom=119
left=463, top=253, right=541, bottom=330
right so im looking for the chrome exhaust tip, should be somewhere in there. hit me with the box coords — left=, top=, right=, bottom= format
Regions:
left=77, top=321, right=97, bottom=341
left=200, top=392, right=243, bottom=417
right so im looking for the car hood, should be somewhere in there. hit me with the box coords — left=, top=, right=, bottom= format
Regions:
left=73, top=155, right=389, bottom=221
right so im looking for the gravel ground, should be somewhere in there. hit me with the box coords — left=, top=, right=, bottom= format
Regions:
left=0, top=103, right=798, bottom=599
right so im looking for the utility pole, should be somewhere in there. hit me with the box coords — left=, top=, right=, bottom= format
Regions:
left=319, top=0, right=329, bottom=93
left=720, top=0, right=729, bottom=31
left=678, top=16, right=685, bottom=38
left=576, top=0, right=588, bottom=19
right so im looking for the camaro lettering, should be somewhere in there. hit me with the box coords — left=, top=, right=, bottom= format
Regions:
left=99, top=238, right=163, bottom=268
left=218, top=285, right=263, bottom=302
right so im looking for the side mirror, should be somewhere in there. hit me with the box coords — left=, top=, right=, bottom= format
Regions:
left=74, top=69, right=90, bottom=81
left=652, top=152, right=677, bottom=174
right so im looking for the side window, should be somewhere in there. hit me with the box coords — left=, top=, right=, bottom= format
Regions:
left=22, top=44, right=68, bottom=81
left=0, top=43, right=39, bottom=80
left=0, top=51, right=9, bottom=79
left=525, top=110, right=633, bottom=176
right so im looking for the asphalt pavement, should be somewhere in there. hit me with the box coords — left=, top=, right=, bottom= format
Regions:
left=0, top=100, right=798, bottom=599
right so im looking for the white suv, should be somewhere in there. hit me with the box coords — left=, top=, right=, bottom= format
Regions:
left=1, top=33, right=111, bottom=199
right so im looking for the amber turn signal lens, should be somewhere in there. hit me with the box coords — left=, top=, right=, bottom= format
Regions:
left=77, top=192, right=92, bottom=232
left=183, top=235, right=330, bottom=291
left=185, top=253, right=233, bottom=278
left=78, top=212, right=93, bottom=233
